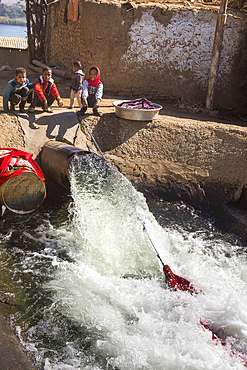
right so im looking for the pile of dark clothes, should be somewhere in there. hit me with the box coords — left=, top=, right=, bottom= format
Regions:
left=117, top=98, right=156, bottom=109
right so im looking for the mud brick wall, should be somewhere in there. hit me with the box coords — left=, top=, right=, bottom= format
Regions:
left=46, top=0, right=246, bottom=108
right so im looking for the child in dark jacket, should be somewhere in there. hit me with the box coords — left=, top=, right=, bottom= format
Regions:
left=28, top=66, right=63, bottom=113
left=69, top=61, right=85, bottom=109
left=77, top=66, right=103, bottom=117
left=3, top=67, right=34, bottom=113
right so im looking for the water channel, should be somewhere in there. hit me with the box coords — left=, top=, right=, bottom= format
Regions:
left=0, top=152, right=247, bottom=369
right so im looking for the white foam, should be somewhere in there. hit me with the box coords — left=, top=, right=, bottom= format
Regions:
left=6, top=153, right=247, bottom=369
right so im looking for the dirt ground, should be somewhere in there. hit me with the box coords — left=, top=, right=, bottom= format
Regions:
left=0, top=65, right=247, bottom=151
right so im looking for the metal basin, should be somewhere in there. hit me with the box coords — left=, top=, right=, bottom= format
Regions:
left=113, top=100, right=163, bottom=121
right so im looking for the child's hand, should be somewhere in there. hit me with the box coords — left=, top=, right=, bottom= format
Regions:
left=57, top=99, right=63, bottom=107
left=94, top=100, right=100, bottom=109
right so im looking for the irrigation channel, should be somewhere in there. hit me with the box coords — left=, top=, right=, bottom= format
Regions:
left=0, top=152, right=247, bottom=369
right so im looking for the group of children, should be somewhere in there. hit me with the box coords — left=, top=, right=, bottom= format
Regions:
left=3, top=62, right=103, bottom=117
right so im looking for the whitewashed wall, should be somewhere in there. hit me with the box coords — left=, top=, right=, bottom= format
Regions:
left=120, top=9, right=241, bottom=91
left=46, top=2, right=246, bottom=108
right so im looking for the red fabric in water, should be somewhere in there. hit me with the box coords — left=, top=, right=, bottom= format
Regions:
left=163, top=264, right=247, bottom=367
left=163, top=264, right=198, bottom=294
left=200, top=319, right=247, bottom=367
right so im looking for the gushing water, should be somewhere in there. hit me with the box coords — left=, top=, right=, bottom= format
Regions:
left=0, top=152, right=247, bottom=369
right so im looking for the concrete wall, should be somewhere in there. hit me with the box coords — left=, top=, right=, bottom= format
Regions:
left=45, top=0, right=246, bottom=109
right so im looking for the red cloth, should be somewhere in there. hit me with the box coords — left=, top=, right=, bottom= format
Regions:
left=0, top=148, right=46, bottom=197
left=34, top=79, right=60, bottom=102
left=67, top=0, right=78, bottom=21
left=163, top=264, right=199, bottom=294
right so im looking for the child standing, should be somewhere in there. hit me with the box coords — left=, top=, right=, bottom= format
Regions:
left=3, top=67, right=34, bottom=113
left=77, top=66, right=103, bottom=117
left=69, top=61, right=85, bottom=109
left=28, top=66, right=63, bottom=113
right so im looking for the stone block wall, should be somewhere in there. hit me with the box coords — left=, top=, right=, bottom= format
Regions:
left=45, top=0, right=246, bottom=109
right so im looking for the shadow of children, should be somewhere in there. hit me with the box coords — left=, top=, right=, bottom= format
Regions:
left=33, top=111, right=80, bottom=140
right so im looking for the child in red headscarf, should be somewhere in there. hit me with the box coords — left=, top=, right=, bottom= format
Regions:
left=77, top=66, right=103, bottom=117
